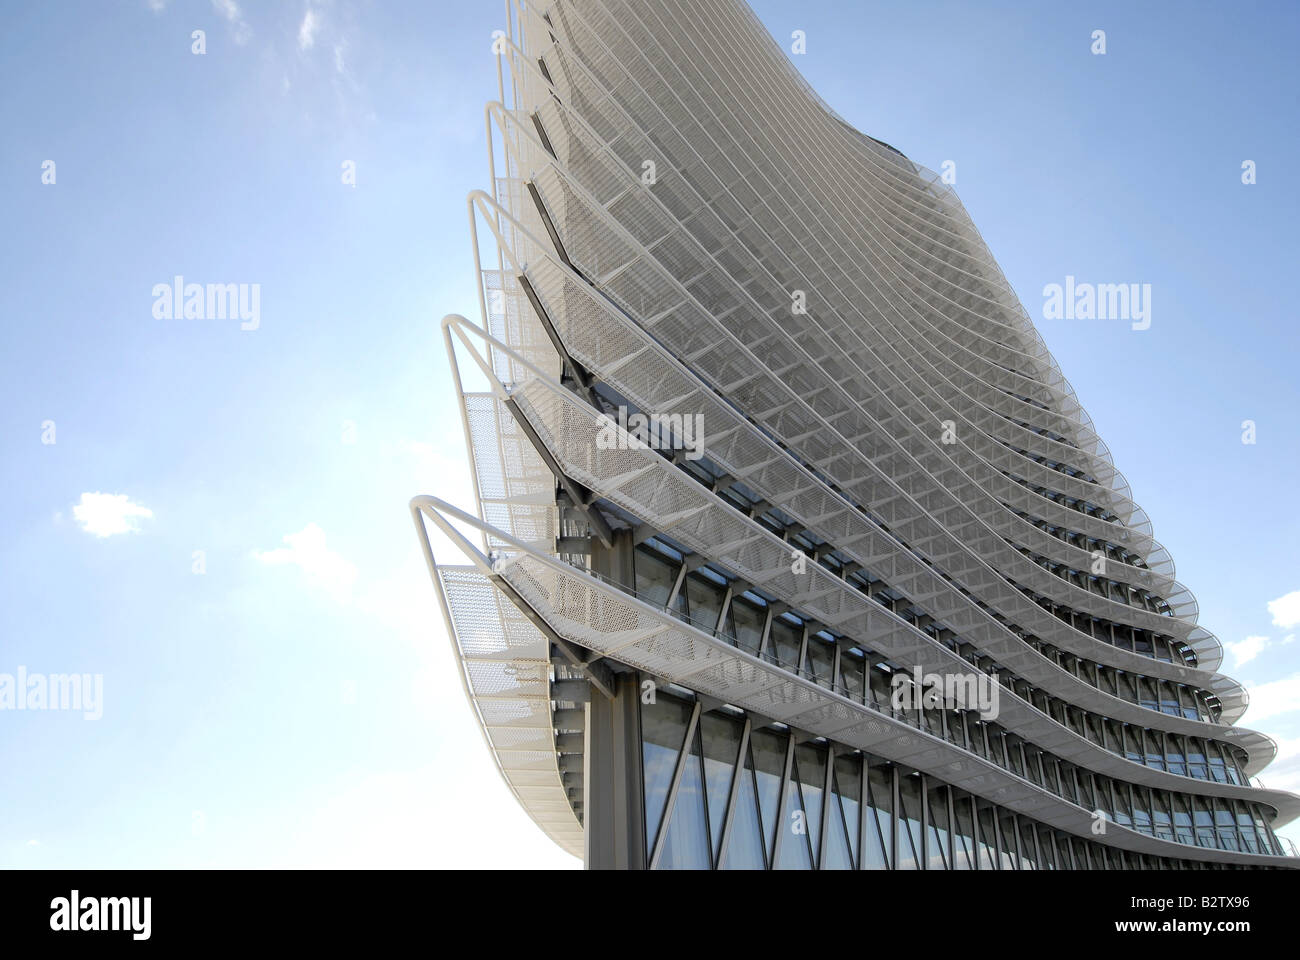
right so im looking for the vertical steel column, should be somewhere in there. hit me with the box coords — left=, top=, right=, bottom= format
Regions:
left=584, top=530, right=647, bottom=869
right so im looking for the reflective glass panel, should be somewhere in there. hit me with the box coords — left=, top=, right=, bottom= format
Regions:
left=749, top=727, right=786, bottom=862
left=657, top=721, right=710, bottom=870
left=720, top=742, right=766, bottom=870
left=641, top=694, right=692, bottom=857
left=700, top=712, right=741, bottom=862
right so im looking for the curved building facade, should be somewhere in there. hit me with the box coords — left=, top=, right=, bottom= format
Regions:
left=413, top=0, right=1300, bottom=869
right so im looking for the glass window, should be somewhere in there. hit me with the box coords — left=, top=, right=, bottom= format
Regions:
left=1143, top=729, right=1165, bottom=771
left=634, top=546, right=684, bottom=616
left=1131, top=786, right=1153, bottom=835
left=1106, top=719, right=1125, bottom=756
left=925, top=781, right=951, bottom=870
left=1005, top=734, right=1025, bottom=777
left=1070, top=838, right=1089, bottom=870
left=805, top=635, right=835, bottom=688
left=768, top=618, right=802, bottom=672
left=1152, top=792, right=1173, bottom=841
left=749, top=727, right=787, bottom=863
left=1098, top=666, right=1118, bottom=696
left=1117, top=725, right=1138, bottom=763
left=1171, top=793, right=1195, bottom=844
left=1023, top=747, right=1043, bottom=786
left=1214, top=802, right=1240, bottom=851
left=839, top=649, right=866, bottom=704
left=641, top=693, right=693, bottom=857
left=1085, top=712, right=1106, bottom=748
left=1192, top=691, right=1211, bottom=722
left=775, top=748, right=813, bottom=870
left=1041, top=757, right=1061, bottom=796
left=1192, top=797, right=1216, bottom=848
left=987, top=729, right=1007, bottom=769
left=1058, top=764, right=1078, bottom=805
left=952, top=792, right=977, bottom=870
left=834, top=752, right=862, bottom=868
left=1224, top=748, right=1245, bottom=786
left=1252, top=806, right=1281, bottom=855
left=1234, top=804, right=1261, bottom=855
left=865, top=761, right=894, bottom=869
left=869, top=664, right=892, bottom=712
left=1076, top=770, right=1096, bottom=812
left=657, top=720, right=711, bottom=869
left=794, top=743, right=827, bottom=866
left=1158, top=681, right=1181, bottom=716
left=733, top=595, right=759, bottom=655
left=1166, top=734, right=1186, bottom=776
left=1137, top=676, right=1159, bottom=710
left=1186, top=739, right=1208, bottom=780
left=896, top=773, right=924, bottom=870
left=685, top=572, right=726, bottom=635
left=996, top=810, right=1019, bottom=870
left=730, top=596, right=766, bottom=655
left=1111, top=781, right=1133, bottom=828
left=1019, top=820, right=1038, bottom=870
left=720, top=739, right=766, bottom=870
left=1207, top=745, right=1229, bottom=784
left=946, top=709, right=968, bottom=751
left=1037, top=825, right=1057, bottom=869
left=699, top=712, right=742, bottom=863
left=1095, top=777, right=1115, bottom=819
left=1067, top=706, right=1087, bottom=738
left=976, top=804, right=999, bottom=870
left=821, top=752, right=855, bottom=870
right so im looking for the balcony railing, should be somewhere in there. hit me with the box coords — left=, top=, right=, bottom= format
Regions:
left=551, top=555, right=1294, bottom=859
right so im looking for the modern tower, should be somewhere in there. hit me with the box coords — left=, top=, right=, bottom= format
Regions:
left=412, top=0, right=1300, bottom=869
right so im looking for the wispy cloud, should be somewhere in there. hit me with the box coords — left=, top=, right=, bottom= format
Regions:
left=298, top=9, right=320, bottom=51
left=1226, top=634, right=1272, bottom=668
left=1243, top=671, right=1300, bottom=725
left=73, top=493, right=154, bottom=538
left=254, top=523, right=357, bottom=601
left=211, top=0, right=251, bottom=45
left=1268, top=590, right=1300, bottom=630
left=145, top=0, right=169, bottom=12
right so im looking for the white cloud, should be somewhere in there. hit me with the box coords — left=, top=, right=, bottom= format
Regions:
left=298, top=9, right=319, bottom=50
left=1242, top=671, right=1300, bottom=725
left=210, top=0, right=251, bottom=44
left=146, top=0, right=168, bottom=12
left=73, top=492, right=154, bottom=538
left=255, top=523, right=357, bottom=601
left=1226, top=635, right=1272, bottom=668
left=333, top=41, right=346, bottom=75
left=1268, top=591, right=1300, bottom=630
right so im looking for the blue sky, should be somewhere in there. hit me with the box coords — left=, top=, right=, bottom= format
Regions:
left=0, top=0, right=1296, bottom=868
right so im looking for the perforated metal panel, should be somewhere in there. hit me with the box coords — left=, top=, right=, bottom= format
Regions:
left=437, top=565, right=583, bottom=857
left=413, top=0, right=1294, bottom=866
